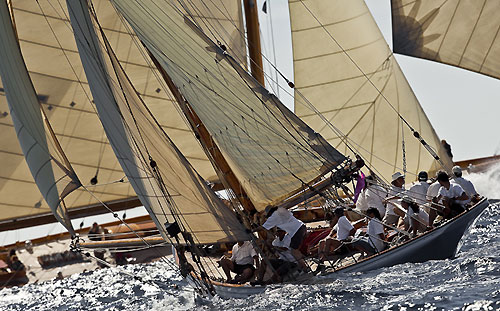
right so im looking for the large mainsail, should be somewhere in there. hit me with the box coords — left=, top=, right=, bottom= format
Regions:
left=0, top=0, right=246, bottom=229
left=110, top=0, right=346, bottom=211
left=290, top=0, right=453, bottom=181
left=0, top=0, right=79, bottom=233
left=392, top=0, right=500, bottom=80
left=67, top=0, right=248, bottom=244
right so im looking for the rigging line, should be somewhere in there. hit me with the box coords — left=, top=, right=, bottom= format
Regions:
left=401, top=121, right=407, bottom=178
left=297, top=0, right=446, bottom=169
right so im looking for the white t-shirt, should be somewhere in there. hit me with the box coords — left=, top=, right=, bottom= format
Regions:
left=332, top=216, right=354, bottom=241
left=407, top=208, right=429, bottom=228
left=263, top=207, right=304, bottom=237
left=438, top=183, right=467, bottom=206
left=365, top=185, right=387, bottom=216
left=231, top=241, right=257, bottom=265
left=409, top=181, right=430, bottom=205
left=386, top=185, right=404, bottom=216
left=452, top=177, right=476, bottom=204
left=426, top=182, right=441, bottom=200
left=272, top=234, right=295, bottom=262
left=367, top=219, right=385, bottom=252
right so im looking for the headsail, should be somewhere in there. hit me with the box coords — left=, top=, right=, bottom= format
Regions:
left=67, top=0, right=248, bottom=244
left=110, top=0, right=346, bottom=210
left=0, top=0, right=79, bottom=233
left=289, top=0, right=453, bottom=181
left=392, top=0, right=500, bottom=80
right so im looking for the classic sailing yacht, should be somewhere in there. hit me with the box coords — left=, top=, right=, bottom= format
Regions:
left=0, top=0, right=493, bottom=297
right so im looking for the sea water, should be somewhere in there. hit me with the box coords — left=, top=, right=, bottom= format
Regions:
left=1, top=167, right=500, bottom=311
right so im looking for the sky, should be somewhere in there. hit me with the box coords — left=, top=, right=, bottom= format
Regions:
left=3, top=0, right=500, bottom=246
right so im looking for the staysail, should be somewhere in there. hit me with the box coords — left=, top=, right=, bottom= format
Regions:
left=289, top=0, right=453, bottom=181
left=0, top=0, right=246, bottom=229
left=110, top=0, right=346, bottom=211
left=67, top=0, right=248, bottom=244
left=392, top=0, right=500, bottom=80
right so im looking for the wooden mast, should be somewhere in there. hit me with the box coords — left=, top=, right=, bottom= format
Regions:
left=243, top=0, right=265, bottom=85
left=145, top=51, right=257, bottom=215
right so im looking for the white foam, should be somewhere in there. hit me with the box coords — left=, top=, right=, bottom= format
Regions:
left=466, top=162, right=500, bottom=199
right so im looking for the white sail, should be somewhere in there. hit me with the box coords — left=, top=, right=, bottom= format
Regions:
left=289, top=0, right=453, bottom=181
left=392, top=0, right=500, bottom=80
left=110, top=0, right=346, bottom=211
left=67, top=0, right=248, bottom=244
left=0, top=0, right=246, bottom=228
left=0, top=0, right=78, bottom=233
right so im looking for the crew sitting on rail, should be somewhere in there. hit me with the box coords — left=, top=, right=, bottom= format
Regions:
left=316, top=207, right=372, bottom=261
left=365, top=207, right=387, bottom=253
left=451, top=166, right=479, bottom=205
left=219, top=241, right=259, bottom=284
left=253, top=229, right=297, bottom=285
left=432, top=171, right=469, bottom=219
left=383, top=172, right=405, bottom=226
left=401, top=195, right=429, bottom=235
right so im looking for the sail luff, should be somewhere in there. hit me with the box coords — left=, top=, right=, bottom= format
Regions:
left=67, top=0, right=249, bottom=244
left=0, top=0, right=77, bottom=234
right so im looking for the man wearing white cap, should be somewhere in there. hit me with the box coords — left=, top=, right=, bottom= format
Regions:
left=451, top=166, right=477, bottom=205
left=383, top=172, right=405, bottom=226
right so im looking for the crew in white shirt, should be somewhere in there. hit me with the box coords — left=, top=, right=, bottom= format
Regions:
left=317, top=208, right=356, bottom=261
left=219, top=241, right=259, bottom=283
left=365, top=207, right=386, bottom=253
left=433, top=171, right=469, bottom=219
left=408, top=171, right=430, bottom=206
left=451, top=166, right=477, bottom=205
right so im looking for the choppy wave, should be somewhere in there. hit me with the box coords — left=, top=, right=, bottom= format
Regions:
left=2, top=205, right=500, bottom=310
